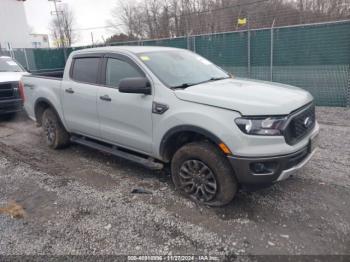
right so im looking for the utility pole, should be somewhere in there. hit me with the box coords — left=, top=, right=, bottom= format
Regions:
left=48, top=0, right=67, bottom=61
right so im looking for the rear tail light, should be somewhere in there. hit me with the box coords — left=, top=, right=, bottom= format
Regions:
left=18, top=81, right=25, bottom=103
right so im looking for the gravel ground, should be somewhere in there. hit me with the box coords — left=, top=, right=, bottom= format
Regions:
left=0, top=107, right=349, bottom=258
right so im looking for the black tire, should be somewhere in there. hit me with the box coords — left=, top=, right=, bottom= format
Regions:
left=171, top=142, right=238, bottom=206
left=42, top=108, right=70, bottom=149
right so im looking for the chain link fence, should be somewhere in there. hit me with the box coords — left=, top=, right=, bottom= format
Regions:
left=1, top=20, right=349, bottom=107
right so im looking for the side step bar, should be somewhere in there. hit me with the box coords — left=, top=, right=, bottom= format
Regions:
left=70, top=135, right=163, bottom=170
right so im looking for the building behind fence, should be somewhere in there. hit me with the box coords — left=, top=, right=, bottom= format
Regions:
left=1, top=20, right=349, bottom=107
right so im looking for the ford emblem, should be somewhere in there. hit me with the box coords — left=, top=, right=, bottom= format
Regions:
left=303, top=117, right=312, bottom=128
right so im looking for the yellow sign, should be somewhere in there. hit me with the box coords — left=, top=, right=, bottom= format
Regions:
left=237, top=18, right=247, bottom=26
left=140, top=56, right=150, bottom=61
left=52, top=38, right=69, bottom=47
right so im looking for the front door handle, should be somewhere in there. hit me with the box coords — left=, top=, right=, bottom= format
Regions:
left=100, top=95, right=112, bottom=102
left=65, top=88, right=74, bottom=94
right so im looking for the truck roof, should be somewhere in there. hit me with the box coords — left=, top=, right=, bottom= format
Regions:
left=72, top=46, right=183, bottom=55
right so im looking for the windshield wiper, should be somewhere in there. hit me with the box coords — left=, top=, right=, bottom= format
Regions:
left=171, top=77, right=229, bottom=89
left=171, top=83, right=197, bottom=89
left=208, top=76, right=230, bottom=81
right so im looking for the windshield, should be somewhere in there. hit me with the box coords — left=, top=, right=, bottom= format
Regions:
left=0, top=57, right=24, bottom=72
left=138, top=50, right=229, bottom=88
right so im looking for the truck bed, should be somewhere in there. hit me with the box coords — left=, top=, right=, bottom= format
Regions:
left=28, top=70, right=64, bottom=79
left=22, top=73, right=63, bottom=121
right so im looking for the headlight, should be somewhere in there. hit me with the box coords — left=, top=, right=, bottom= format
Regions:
left=235, top=117, right=287, bottom=136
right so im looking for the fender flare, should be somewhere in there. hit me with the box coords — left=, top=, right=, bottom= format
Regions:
left=159, top=125, right=223, bottom=159
left=34, top=97, right=65, bottom=128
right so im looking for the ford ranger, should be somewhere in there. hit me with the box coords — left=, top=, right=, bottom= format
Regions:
left=22, top=46, right=319, bottom=206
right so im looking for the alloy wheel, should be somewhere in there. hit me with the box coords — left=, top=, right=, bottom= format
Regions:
left=44, top=118, right=56, bottom=145
left=179, top=160, right=218, bottom=202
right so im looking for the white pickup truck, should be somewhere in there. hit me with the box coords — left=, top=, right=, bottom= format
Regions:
left=22, top=46, right=319, bottom=206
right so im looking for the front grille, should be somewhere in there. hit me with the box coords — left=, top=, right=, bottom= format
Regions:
left=0, top=100, right=22, bottom=111
left=0, top=82, right=17, bottom=100
left=284, top=103, right=316, bottom=145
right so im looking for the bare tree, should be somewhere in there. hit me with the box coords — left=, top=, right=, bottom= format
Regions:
left=50, top=5, right=78, bottom=47
left=108, top=0, right=350, bottom=41
left=109, top=0, right=147, bottom=39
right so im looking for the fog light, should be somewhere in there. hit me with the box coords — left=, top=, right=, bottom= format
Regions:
left=250, top=162, right=276, bottom=175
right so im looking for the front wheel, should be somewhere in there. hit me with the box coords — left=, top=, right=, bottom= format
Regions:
left=171, top=142, right=238, bottom=206
left=42, top=108, right=70, bottom=149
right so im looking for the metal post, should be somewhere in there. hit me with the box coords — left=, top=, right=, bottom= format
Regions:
left=347, top=64, right=350, bottom=108
left=7, top=43, right=14, bottom=59
left=193, top=36, right=196, bottom=53
left=270, top=19, right=276, bottom=82
left=11, top=49, right=15, bottom=60
left=184, top=6, right=191, bottom=51
left=91, top=32, right=94, bottom=46
left=247, top=16, right=251, bottom=78
left=23, top=48, right=30, bottom=71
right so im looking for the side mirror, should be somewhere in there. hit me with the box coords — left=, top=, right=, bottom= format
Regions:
left=119, top=77, right=151, bottom=95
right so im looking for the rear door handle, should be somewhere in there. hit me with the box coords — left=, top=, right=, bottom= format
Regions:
left=65, top=88, right=74, bottom=94
left=100, top=95, right=112, bottom=102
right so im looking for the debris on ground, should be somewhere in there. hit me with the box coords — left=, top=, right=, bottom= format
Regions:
left=104, top=224, right=112, bottom=230
left=268, top=241, right=276, bottom=246
left=0, top=201, right=25, bottom=219
left=131, top=188, right=153, bottom=194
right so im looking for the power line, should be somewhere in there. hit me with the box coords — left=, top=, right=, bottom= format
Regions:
left=71, top=24, right=124, bottom=32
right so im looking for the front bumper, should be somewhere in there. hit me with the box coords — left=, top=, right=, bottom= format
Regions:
left=228, top=129, right=319, bottom=188
left=0, top=99, right=23, bottom=115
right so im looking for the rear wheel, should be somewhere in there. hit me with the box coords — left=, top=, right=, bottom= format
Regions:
left=171, top=142, right=238, bottom=206
left=42, top=108, right=70, bottom=149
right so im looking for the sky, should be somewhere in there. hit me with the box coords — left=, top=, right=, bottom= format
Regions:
left=24, top=0, right=125, bottom=46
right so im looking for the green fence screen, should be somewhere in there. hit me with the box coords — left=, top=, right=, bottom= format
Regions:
left=6, top=20, right=350, bottom=107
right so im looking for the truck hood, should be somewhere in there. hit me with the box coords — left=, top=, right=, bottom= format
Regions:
left=174, top=78, right=313, bottom=115
left=0, top=72, right=29, bottom=83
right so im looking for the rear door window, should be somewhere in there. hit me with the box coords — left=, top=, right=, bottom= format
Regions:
left=71, top=57, right=100, bottom=84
